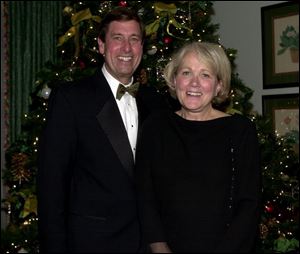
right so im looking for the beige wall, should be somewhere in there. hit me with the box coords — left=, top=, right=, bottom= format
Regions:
left=212, top=1, right=299, bottom=114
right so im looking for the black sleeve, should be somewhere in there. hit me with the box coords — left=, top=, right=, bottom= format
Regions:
left=215, top=119, right=261, bottom=253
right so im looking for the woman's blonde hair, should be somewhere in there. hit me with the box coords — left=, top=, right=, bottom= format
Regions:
left=164, top=41, right=231, bottom=104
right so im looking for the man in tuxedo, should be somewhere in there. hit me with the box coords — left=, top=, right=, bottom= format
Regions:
left=37, top=7, right=166, bottom=253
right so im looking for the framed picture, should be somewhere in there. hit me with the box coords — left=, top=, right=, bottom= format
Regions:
left=261, top=2, right=299, bottom=89
left=262, top=94, right=299, bottom=153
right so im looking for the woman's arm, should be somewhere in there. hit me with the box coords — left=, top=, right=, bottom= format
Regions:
left=216, top=119, right=261, bottom=252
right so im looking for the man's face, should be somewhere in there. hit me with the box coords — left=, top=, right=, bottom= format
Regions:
left=98, top=20, right=143, bottom=85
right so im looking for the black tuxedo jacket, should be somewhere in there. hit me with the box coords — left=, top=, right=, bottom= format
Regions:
left=37, top=69, right=167, bottom=253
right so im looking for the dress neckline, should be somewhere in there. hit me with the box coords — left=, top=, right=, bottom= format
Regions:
left=172, top=111, right=234, bottom=124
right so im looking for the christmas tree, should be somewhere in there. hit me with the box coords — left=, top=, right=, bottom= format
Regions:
left=1, top=1, right=298, bottom=253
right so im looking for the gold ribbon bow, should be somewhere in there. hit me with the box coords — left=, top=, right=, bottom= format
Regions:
left=116, top=82, right=140, bottom=100
left=145, top=2, right=192, bottom=40
left=57, top=8, right=101, bottom=57
left=20, top=193, right=37, bottom=218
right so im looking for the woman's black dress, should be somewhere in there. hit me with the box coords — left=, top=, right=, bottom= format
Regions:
left=135, top=110, right=261, bottom=253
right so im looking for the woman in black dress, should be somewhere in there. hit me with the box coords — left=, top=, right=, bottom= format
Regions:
left=135, top=42, right=261, bottom=253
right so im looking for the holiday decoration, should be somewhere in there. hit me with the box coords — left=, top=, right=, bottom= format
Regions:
left=2, top=1, right=299, bottom=253
left=39, top=85, right=51, bottom=100
left=265, top=203, right=274, bottom=213
left=147, top=45, right=158, bottom=55
left=163, top=36, right=172, bottom=44
left=118, top=1, right=127, bottom=7
left=137, top=68, right=148, bottom=85
left=63, top=6, right=73, bottom=16
left=11, top=153, right=30, bottom=184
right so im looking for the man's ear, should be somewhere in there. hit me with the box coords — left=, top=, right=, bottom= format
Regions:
left=97, top=38, right=105, bottom=55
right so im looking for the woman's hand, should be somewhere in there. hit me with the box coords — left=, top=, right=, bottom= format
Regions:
left=150, top=242, right=172, bottom=253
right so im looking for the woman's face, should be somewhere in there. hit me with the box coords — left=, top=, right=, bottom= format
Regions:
left=174, top=52, right=221, bottom=114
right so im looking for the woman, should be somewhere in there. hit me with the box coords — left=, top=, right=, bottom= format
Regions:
left=135, top=42, right=261, bottom=253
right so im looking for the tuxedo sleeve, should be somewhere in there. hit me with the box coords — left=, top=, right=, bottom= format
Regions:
left=37, top=86, right=77, bottom=252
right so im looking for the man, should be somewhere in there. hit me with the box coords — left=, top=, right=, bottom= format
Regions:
left=37, top=7, right=166, bottom=253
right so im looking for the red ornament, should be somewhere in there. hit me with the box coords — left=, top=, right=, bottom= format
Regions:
left=79, top=60, right=86, bottom=70
left=163, top=36, right=172, bottom=44
left=118, top=1, right=128, bottom=7
left=265, top=204, right=274, bottom=213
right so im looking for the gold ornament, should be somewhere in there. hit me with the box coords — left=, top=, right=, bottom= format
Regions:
left=11, top=153, right=31, bottom=184
left=260, top=223, right=269, bottom=239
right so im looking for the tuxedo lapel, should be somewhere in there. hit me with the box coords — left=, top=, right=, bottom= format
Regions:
left=95, top=73, right=134, bottom=179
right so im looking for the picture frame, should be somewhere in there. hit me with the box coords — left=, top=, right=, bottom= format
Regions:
left=261, top=2, right=299, bottom=89
left=262, top=94, right=299, bottom=153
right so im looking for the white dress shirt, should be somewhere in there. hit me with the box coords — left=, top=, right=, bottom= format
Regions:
left=101, top=65, right=138, bottom=159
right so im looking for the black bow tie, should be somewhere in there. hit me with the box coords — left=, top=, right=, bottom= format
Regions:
left=116, top=82, right=140, bottom=100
